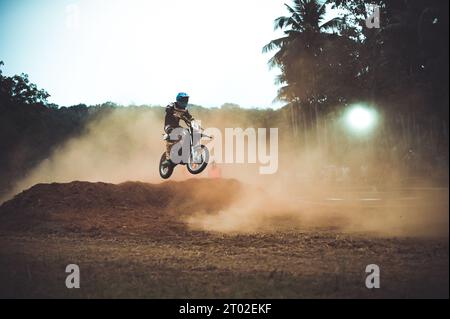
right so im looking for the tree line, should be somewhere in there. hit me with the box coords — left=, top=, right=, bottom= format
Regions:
left=264, top=0, right=448, bottom=165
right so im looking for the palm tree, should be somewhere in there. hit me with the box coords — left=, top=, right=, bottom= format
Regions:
left=264, top=0, right=344, bottom=100
left=263, top=0, right=345, bottom=144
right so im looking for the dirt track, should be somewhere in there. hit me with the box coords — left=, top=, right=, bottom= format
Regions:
left=0, top=179, right=448, bottom=298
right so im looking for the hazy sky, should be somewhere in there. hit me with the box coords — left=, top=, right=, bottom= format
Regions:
left=0, top=0, right=297, bottom=108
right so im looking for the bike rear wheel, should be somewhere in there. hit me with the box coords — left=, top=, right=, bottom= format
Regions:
left=159, top=153, right=175, bottom=179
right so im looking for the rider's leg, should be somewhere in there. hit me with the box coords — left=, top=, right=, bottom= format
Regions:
left=165, top=141, right=174, bottom=160
left=164, top=125, right=174, bottom=161
left=162, top=142, right=173, bottom=167
left=163, top=125, right=181, bottom=165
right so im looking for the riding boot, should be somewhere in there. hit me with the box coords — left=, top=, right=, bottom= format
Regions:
left=165, top=141, right=172, bottom=160
left=162, top=141, right=174, bottom=166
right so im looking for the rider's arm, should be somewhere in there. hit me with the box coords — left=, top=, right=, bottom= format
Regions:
left=182, top=110, right=194, bottom=123
left=164, top=106, right=176, bottom=130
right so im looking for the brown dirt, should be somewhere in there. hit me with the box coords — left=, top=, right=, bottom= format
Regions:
left=0, top=179, right=448, bottom=298
left=0, top=179, right=241, bottom=237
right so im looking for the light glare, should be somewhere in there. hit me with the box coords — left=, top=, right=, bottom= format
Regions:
left=345, top=105, right=377, bottom=132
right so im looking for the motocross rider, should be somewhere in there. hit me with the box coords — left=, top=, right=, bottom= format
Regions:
left=162, top=92, right=194, bottom=166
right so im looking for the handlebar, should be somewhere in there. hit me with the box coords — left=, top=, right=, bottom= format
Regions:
left=180, top=119, right=213, bottom=139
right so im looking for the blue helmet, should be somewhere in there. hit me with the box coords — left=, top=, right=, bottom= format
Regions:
left=176, top=92, right=189, bottom=109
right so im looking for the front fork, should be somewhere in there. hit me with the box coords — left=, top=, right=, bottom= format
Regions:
left=190, top=127, right=205, bottom=163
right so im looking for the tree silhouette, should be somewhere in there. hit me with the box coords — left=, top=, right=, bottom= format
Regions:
left=0, top=61, right=50, bottom=105
left=263, top=0, right=355, bottom=142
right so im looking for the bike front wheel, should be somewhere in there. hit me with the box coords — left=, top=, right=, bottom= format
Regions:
left=187, top=145, right=209, bottom=175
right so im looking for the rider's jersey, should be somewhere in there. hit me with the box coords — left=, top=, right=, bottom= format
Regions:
left=164, top=102, right=193, bottom=131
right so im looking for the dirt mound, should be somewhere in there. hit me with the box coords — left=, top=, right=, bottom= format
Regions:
left=0, top=179, right=242, bottom=238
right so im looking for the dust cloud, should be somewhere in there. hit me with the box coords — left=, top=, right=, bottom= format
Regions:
left=7, top=108, right=166, bottom=198
left=185, top=145, right=448, bottom=238
left=195, top=111, right=448, bottom=237
left=3, top=108, right=448, bottom=238
left=186, top=183, right=449, bottom=238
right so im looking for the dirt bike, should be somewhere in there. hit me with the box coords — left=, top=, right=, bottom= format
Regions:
left=159, top=120, right=212, bottom=179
